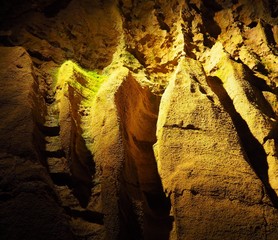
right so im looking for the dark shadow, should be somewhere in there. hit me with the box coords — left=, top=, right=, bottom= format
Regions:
left=64, top=207, right=104, bottom=225
left=154, top=5, right=170, bottom=32
left=27, top=50, right=53, bottom=62
left=269, top=0, right=278, bottom=18
left=189, top=3, right=201, bottom=14
left=38, top=124, right=60, bottom=136
left=69, top=125, right=95, bottom=208
left=238, top=61, right=276, bottom=119
left=115, top=74, right=174, bottom=240
left=50, top=172, right=73, bottom=188
left=203, top=0, right=223, bottom=12
left=43, top=0, right=72, bottom=18
left=264, top=22, right=277, bottom=46
left=118, top=186, right=145, bottom=240
left=198, top=3, right=222, bottom=47
left=126, top=47, right=146, bottom=67
left=248, top=21, right=258, bottom=28
left=44, top=149, right=65, bottom=158
left=66, top=86, right=96, bottom=209
left=208, top=76, right=278, bottom=208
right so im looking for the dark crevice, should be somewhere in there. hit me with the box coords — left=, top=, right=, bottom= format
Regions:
left=65, top=85, right=96, bottom=209
left=156, top=13, right=170, bottom=32
left=118, top=187, right=143, bottom=240
left=202, top=0, right=223, bottom=12
left=143, top=191, right=171, bottom=214
left=50, top=171, right=96, bottom=208
left=45, top=96, right=55, bottom=104
left=27, top=50, right=53, bottom=62
left=189, top=3, right=201, bottom=14
left=25, top=25, right=47, bottom=41
left=207, top=76, right=278, bottom=208
left=240, top=64, right=270, bottom=90
left=264, top=23, right=277, bottom=46
left=203, top=18, right=221, bottom=40
left=50, top=172, right=74, bottom=188
left=43, top=0, right=72, bottom=18
left=154, top=5, right=170, bottom=33
left=257, top=19, right=277, bottom=48
left=203, top=35, right=215, bottom=48
left=230, top=57, right=275, bottom=118
left=197, top=1, right=222, bottom=46
left=190, top=189, right=198, bottom=196
left=269, top=0, right=278, bottom=18
left=71, top=178, right=94, bottom=208
left=254, top=62, right=269, bottom=76
left=44, top=149, right=65, bottom=158
left=64, top=207, right=104, bottom=225
left=164, top=124, right=201, bottom=131
left=126, top=47, right=146, bottom=67
left=153, top=54, right=179, bottom=72
left=180, top=26, right=197, bottom=59
left=248, top=73, right=273, bottom=92
left=239, top=63, right=276, bottom=119
left=248, top=21, right=258, bottom=28
left=39, top=125, right=60, bottom=136
left=115, top=74, right=173, bottom=240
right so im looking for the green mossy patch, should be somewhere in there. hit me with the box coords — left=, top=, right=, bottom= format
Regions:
left=55, top=60, right=107, bottom=106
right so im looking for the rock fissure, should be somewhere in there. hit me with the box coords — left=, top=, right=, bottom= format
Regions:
left=207, top=75, right=278, bottom=208
left=262, top=208, right=268, bottom=240
left=154, top=5, right=170, bottom=33
left=163, top=124, right=201, bottom=131
left=115, top=74, right=173, bottom=240
left=175, top=186, right=269, bottom=207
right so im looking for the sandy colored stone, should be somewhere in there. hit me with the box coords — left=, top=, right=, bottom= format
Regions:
left=0, top=46, right=42, bottom=158
left=155, top=57, right=278, bottom=239
left=0, top=47, right=73, bottom=240
left=0, top=0, right=278, bottom=239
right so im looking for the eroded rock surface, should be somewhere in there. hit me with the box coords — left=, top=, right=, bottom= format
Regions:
left=0, top=46, right=73, bottom=240
left=155, top=57, right=278, bottom=239
left=1, top=0, right=278, bottom=239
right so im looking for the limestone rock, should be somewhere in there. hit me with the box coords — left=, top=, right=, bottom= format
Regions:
left=155, top=57, right=278, bottom=239
left=0, top=47, right=73, bottom=240
left=0, top=46, right=42, bottom=158
left=1, top=0, right=278, bottom=239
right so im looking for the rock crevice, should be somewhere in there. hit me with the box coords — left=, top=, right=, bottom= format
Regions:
left=115, top=73, right=173, bottom=240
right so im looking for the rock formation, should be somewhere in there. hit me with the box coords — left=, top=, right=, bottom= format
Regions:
left=0, top=0, right=278, bottom=239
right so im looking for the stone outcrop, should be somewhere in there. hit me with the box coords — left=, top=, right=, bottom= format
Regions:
left=155, top=56, right=278, bottom=239
left=0, top=46, right=74, bottom=240
left=0, top=0, right=278, bottom=240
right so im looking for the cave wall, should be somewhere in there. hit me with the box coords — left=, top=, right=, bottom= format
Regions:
left=0, top=0, right=278, bottom=239
left=0, top=46, right=74, bottom=240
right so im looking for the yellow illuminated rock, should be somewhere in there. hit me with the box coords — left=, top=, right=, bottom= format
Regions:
left=0, top=0, right=278, bottom=240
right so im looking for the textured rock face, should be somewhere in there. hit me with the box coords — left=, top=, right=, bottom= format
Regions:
left=0, top=46, right=43, bottom=158
left=1, top=0, right=278, bottom=239
left=155, top=57, right=278, bottom=239
left=0, top=47, right=74, bottom=240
